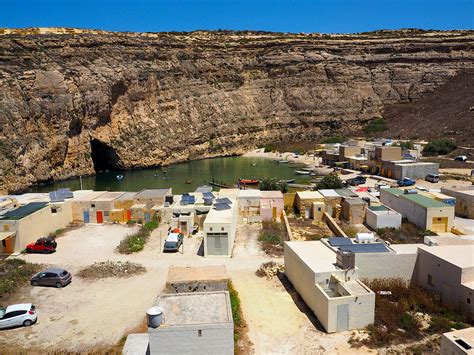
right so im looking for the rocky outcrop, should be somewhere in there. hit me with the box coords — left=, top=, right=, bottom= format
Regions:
left=0, top=29, right=473, bottom=193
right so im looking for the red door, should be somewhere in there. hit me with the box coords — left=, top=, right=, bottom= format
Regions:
left=96, top=211, right=103, bottom=224
left=126, top=210, right=132, bottom=221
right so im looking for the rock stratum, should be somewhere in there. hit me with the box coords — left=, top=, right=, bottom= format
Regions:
left=0, top=28, right=473, bottom=193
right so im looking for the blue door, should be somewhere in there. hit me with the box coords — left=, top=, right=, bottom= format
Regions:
left=83, top=211, right=90, bottom=223
left=144, top=212, right=150, bottom=223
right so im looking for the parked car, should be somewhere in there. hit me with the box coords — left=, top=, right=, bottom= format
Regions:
left=397, top=177, right=416, bottom=187
left=25, top=237, right=57, bottom=254
left=0, top=304, right=37, bottom=329
left=163, top=232, right=184, bottom=252
left=425, top=173, right=440, bottom=183
left=454, top=155, right=468, bottom=162
left=31, top=268, right=72, bottom=288
left=345, top=176, right=367, bottom=186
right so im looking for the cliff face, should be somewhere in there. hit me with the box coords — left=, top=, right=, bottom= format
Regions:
left=0, top=29, right=473, bottom=193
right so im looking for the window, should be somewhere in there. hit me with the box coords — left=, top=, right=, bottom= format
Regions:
left=318, top=207, right=321, bottom=212
left=198, top=330, right=202, bottom=337
left=221, top=227, right=224, bottom=231
left=210, top=227, right=213, bottom=231
left=427, top=274, right=434, bottom=286
left=468, top=298, right=471, bottom=304
left=91, top=204, right=95, bottom=208
left=104, top=211, right=109, bottom=217
left=2, top=310, right=26, bottom=319
left=51, top=207, right=58, bottom=213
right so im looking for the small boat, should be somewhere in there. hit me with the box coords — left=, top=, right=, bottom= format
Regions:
left=209, top=181, right=231, bottom=188
left=279, top=179, right=295, bottom=184
left=251, top=163, right=257, bottom=166
left=278, top=160, right=289, bottom=164
left=238, top=178, right=260, bottom=185
left=153, top=173, right=159, bottom=177
left=295, top=170, right=311, bottom=175
left=116, top=175, right=124, bottom=181
left=185, top=179, right=192, bottom=184
left=162, top=176, right=171, bottom=180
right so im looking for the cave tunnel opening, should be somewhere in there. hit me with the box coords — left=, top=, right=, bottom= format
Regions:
left=90, top=139, right=122, bottom=172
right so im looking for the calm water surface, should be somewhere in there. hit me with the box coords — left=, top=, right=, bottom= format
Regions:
left=30, top=156, right=311, bottom=194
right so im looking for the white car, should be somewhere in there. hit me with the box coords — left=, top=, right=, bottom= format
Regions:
left=0, top=303, right=37, bottom=329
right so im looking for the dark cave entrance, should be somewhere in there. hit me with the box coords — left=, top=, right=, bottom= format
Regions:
left=90, top=139, right=122, bottom=172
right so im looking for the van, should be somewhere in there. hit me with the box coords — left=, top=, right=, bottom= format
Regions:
left=425, top=173, right=440, bottom=183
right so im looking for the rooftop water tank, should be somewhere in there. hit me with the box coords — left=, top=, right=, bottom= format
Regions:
left=146, top=306, right=163, bottom=328
left=356, top=232, right=375, bottom=244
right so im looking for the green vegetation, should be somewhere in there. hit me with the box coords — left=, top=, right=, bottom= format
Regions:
left=422, top=139, right=457, bottom=156
left=116, top=220, right=159, bottom=254
left=258, top=220, right=286, bottom=256
left=395, top=140, right=415, bottom=150
left=263, top=144, right=276, bottom=153
left=320, top=135, right=345, bottom=144
left=259, top=177, right=288, bottom=193
left=361, top=278, right=473, bottom=347
left=364, top=117, right=387, bottom=134
left=228, top=280, right=249, bottom=354
left=377, top=220, right=437, bottom=244
left=315, top=175, right=343, bottom=190
left=0, top=259, right=41, bottom=298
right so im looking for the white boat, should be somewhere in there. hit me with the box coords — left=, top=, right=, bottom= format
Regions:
left=116, top=175, right=124, bottom=181
left=295, top=170, right=311, bottom=175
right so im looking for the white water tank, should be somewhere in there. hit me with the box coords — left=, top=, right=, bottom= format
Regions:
left=146, top=306, right=163, bottom=328
left=356, top=232, right=375, bottom=244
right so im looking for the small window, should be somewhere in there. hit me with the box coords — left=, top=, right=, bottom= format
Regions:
left=104, top=211, right=109, bottom=217
left=318, top=207, right=321, bottom=212
left=91, top=204, right=95, bottom=208
left=51, top=207, right=58, bottom=213
left=428, top=274, right=434, bottom=286
left=198, top=330, right=202, bottom=337
left=468, top=298, right=471, bottom=304
left=221, top=227, right=224, bottom=231
left=210, top=227, right=213, bottom=231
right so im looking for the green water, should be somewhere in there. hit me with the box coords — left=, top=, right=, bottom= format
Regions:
left=30, top=156, right=311, bottom=194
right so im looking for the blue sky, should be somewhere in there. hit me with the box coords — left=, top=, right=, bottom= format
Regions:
left=2, top=0, right=473, bottom=33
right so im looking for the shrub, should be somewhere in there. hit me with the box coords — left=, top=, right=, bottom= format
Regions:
left=0, top=259, right=41, bottom=298
left=116, top=220, right=159, bottom=254
left=316, top=175, right=343, bottom=189
left=364, top=117, right=387, bottom=134
left=258, top=220, right=286, bottom=256
left=263, top=144, right=276, bottom=153
left=228, top=281, right=243, bottom=346
left=259, top=177, right=288, bottom=193
left=320, top=135, right=345, bottom=144
left=77, top=261, right=146, bottom=279
left=422, top=139, right=457, bottom=156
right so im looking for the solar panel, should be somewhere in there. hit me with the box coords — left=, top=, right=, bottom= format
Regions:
left=216, top=197, right=232, bottom=205
left=339, top=243, right=390, bottom=253
left=214, top=203, right=231, bottom=210
left=188, top=195, right=196, bottom=204
left=328, top=237, right=353, bottom=246
left=203, top=192, right=215, bottom=199
left=49, top=191, right=64, bottom=202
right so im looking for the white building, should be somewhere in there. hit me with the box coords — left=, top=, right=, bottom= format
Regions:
left=284, top=241, right=375, bottom=333
left=441, top=327, right=474, bottom=355
left=365, top=204, right=402, bottom=230
left=203, top=190, right=238, bottom=257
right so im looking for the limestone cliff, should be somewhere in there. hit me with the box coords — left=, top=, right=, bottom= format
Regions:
left=0, top=28, right=473, bottom=193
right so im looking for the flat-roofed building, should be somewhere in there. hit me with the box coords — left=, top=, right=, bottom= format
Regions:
left=366, top=204, right=402, bottom=229
left=374, top=146, right=402, bottom=161
left=134, top=188, right=172, bottom=209
left=414, top=245, right=474, bottom=316
left=88, top=191, right=124, bottom=223
left=294, top=190, right=324, bottom=219
left=441, top=186, right=474, bottom=219
left=319, top=189, right=343, bottom=218
left=111, top=192, right=137, bottom=223
left=148, top=291, right=234, bottom=354
left=165, top=266, right=228, bottom=293
left=0, top=200, right=73, bottom=255
left=341, top=197, right=367, bottom=224
left=284, top=241, right=375, bottom=333
left=441, top=327, right=474, bottom=355
left=237, top=189, right=262, bottom=219
left=380, top=188, right=454, bottom=232
left=204, top=193, right=237, bottom=257
left=260, top=190, right=284, bottom=221
left=71, top=191, right=107, bottom=222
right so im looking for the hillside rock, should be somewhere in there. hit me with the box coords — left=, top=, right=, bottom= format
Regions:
left=0, top=29, right=473, bottom=193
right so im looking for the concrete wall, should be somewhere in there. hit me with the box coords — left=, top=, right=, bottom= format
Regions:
left=397, top=163, right=439, bottom=181
left=341, top=201, right=366, bottom=224
left=355, top=253, right=418, bottom=280
left=148, top=323, right=234, bottom=355
left=414, top=249, right=474, bottom=315
left=166, top=280, right=228, bottom=293
left=366, top=209, right=402, bottom=230
left=204, top=207, right=237, bottom=257
left=441, top=331, right=474, bottom=355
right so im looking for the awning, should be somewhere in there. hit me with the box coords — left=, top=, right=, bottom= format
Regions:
left=0, top=231, right=16, bottom=241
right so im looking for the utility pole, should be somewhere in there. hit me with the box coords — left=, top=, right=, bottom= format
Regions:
left=80, top=176, right=83, bottom=190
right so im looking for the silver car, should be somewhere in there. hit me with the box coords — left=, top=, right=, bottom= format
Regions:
left=31, top=268, right=72, bottom=288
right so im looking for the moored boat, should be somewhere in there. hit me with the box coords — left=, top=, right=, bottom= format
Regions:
left=295, top=170, right=310, bottom=175
left=238, top=178, right=260, bottom=185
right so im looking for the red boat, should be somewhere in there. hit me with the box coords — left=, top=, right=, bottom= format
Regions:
left=238, top=178, right=259, bottom=185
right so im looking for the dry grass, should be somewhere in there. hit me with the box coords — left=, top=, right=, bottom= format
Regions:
left=287, top=217, right=332, bottom=241
left=77, top=261, right=146, bottom=280
left=0, top=259, right=41, bottom=300
left=377, top=220, right=437, bottom=244
left=258, top=220, right=286, bottom=256
left=360, top=278, right=472, bottom=348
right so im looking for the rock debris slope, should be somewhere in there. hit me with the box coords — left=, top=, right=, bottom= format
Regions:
left=0, top=29, right=473, bottom=192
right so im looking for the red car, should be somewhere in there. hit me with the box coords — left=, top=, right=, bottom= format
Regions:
left=25, top=237, right=57, bottom=254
